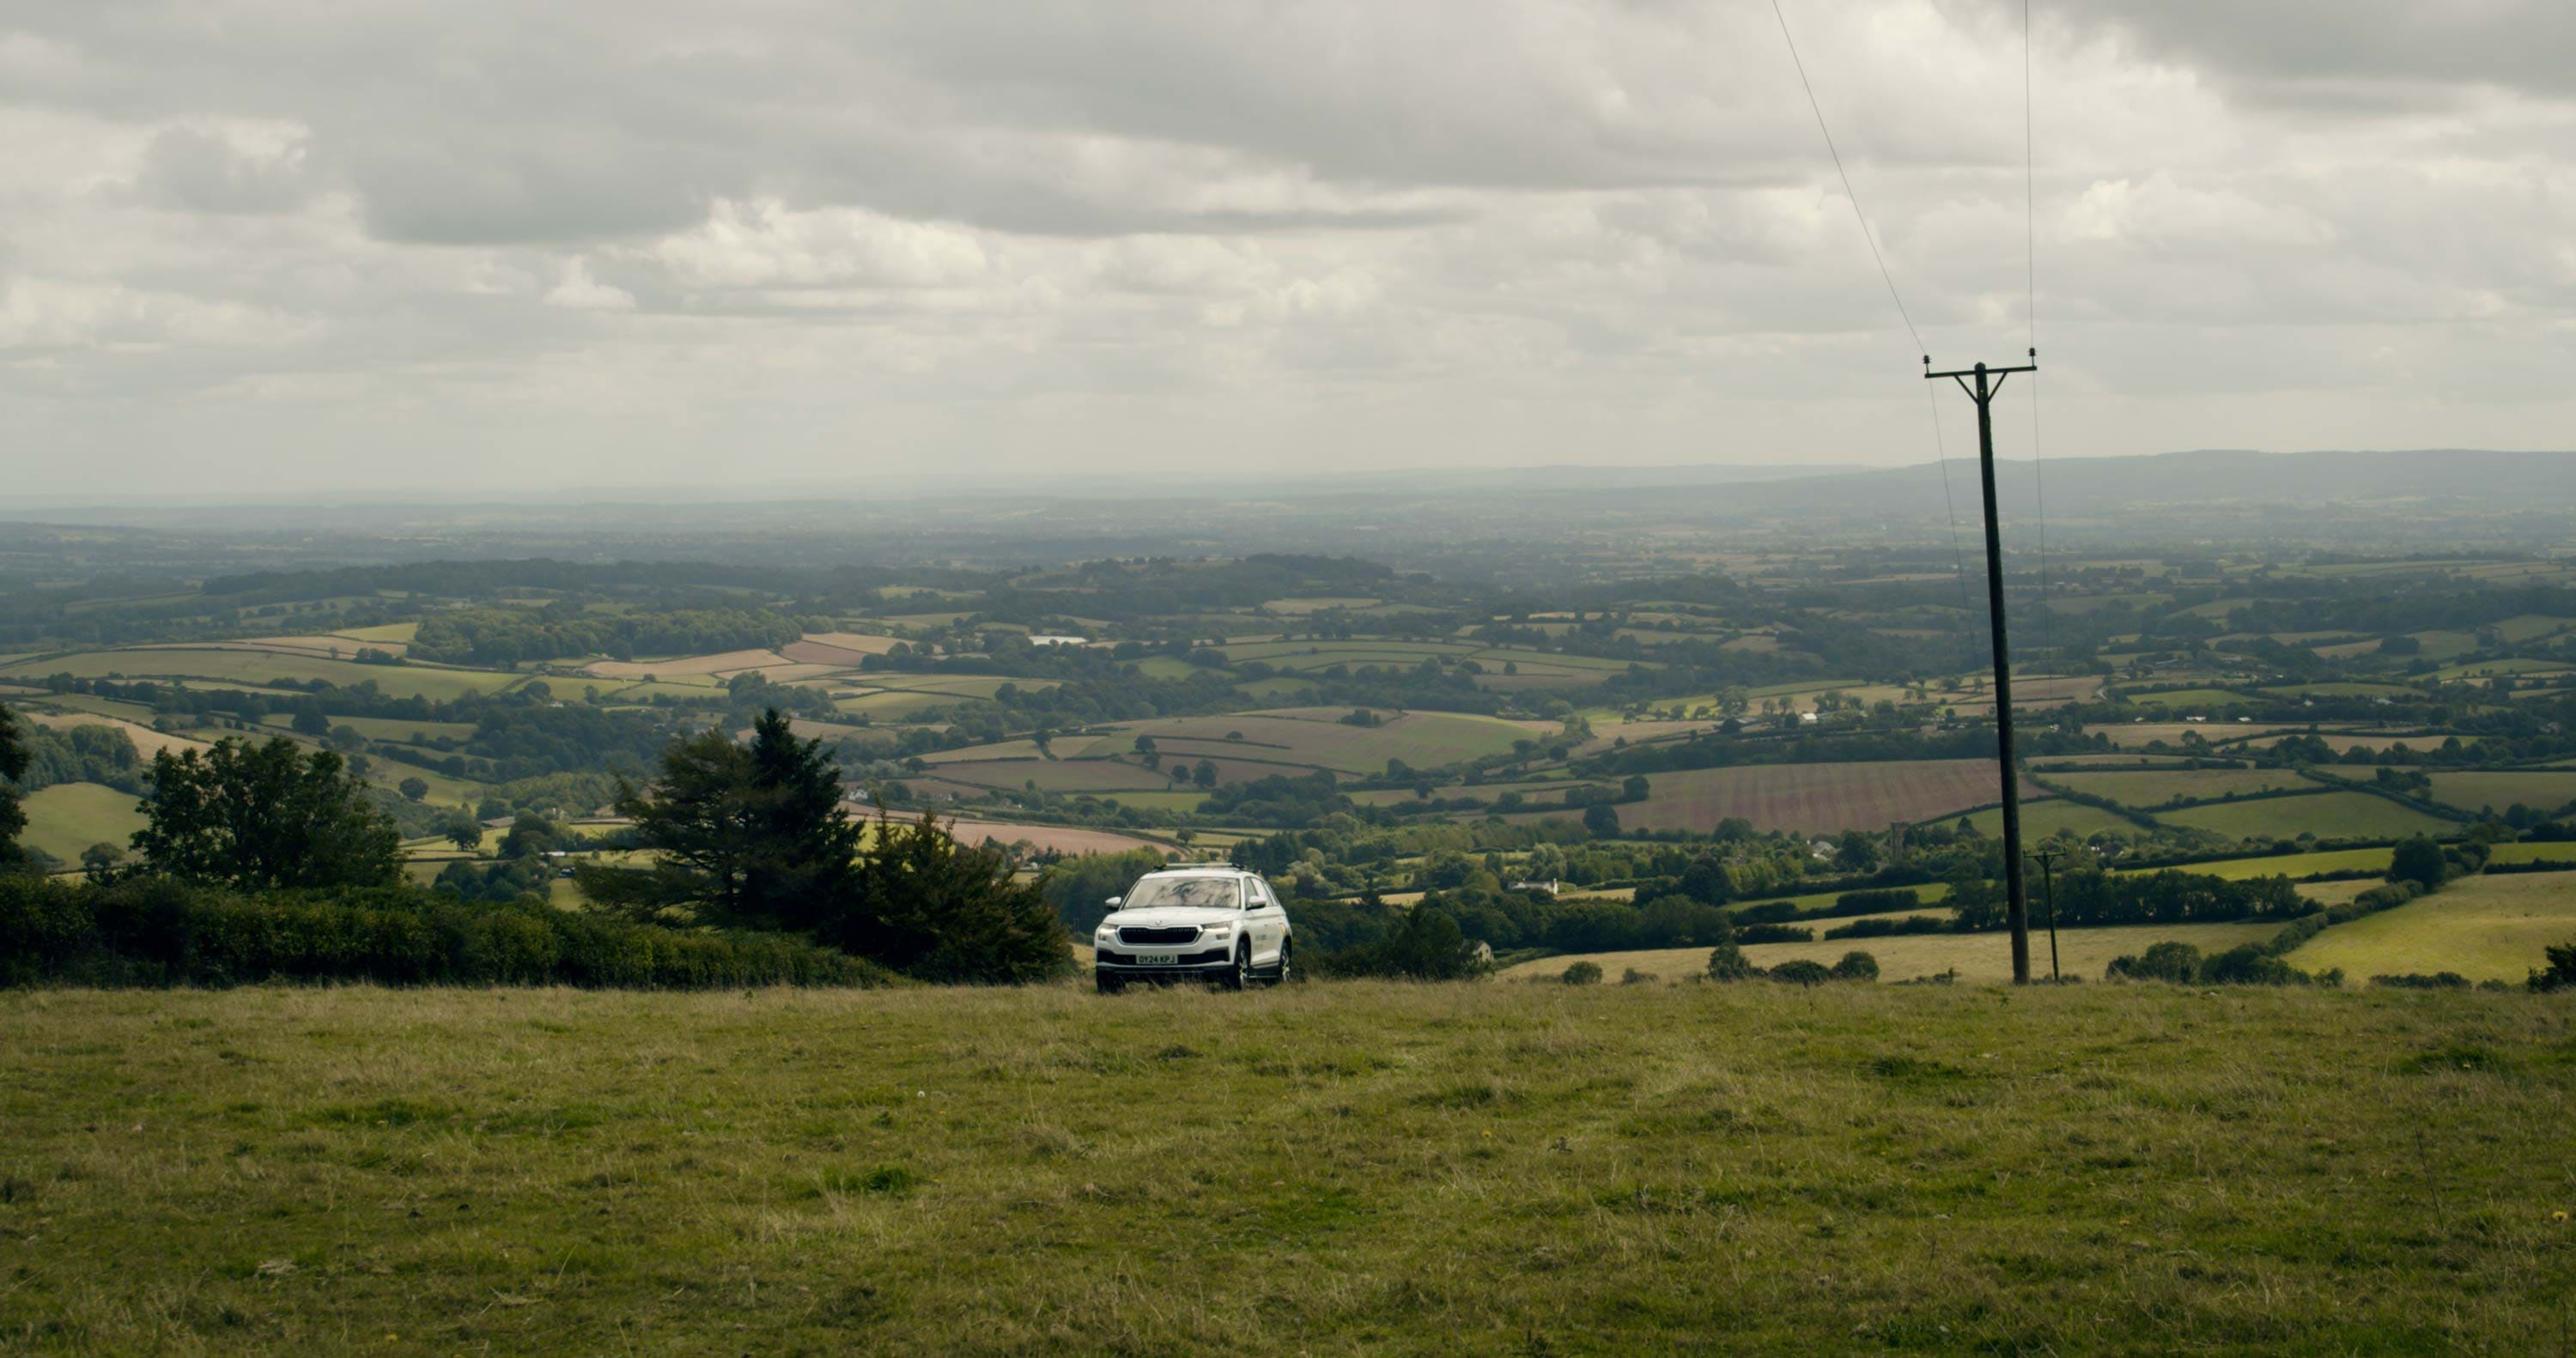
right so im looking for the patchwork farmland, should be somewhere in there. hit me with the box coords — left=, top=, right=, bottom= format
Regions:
left=1607, top=759, right=2026, bottom=836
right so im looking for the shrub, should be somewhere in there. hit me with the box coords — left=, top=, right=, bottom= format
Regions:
left=1829, top=951, right=1880, bottom=982
left=1730, top=901, right=1799, bottom=925
left=1768, top=959, right=1831, bottom=987
left=2530, top=941, right=2576, bottom=993
left=2106, top=940, right=2202, bottom=983
left=1705, top=937, right=1757, bottom=982
left=2198, top=944, right=2312, bottom=986
left=1619, top=967, right=1656, bottom=985
left=2369, top=972, right=2471, bottom=990
left=1561, top=961, right=1604, bottom=985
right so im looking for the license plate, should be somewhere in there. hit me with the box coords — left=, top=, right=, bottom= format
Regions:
left=1136, top=954, right=1178, bottom=966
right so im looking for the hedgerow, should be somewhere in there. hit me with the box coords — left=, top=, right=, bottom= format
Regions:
left=0, top=875, right=890, bottom=990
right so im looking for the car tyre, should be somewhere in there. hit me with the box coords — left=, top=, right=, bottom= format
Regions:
left=1223, top=943, right=1250, bottom=991
left=1095, top=972, right=1122, bottom=995
left=1272, top=938, right=1293, bottom=985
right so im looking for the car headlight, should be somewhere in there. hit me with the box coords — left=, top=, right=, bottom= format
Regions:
left=1198, top=925, right=1233, bottom=940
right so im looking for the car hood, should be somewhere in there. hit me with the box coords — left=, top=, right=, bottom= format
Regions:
left=1102, top=906, right=1243, bottom=931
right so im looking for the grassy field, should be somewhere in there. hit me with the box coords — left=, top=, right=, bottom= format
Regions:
left=2157, top=791, right=2457, bottom=840
left=1615, top=760, right=2020, bottom=837
left=2134, top=846, right=2396, bottom=880
left=1964, top=798, right=2142, bottom=839
left=2488, top=842, right=2576, bottom=866
left=2417, top=771, right=2576, bottom=816
left=2286, top=870, right=2576, bottom=983
left=1512, top=920, right=2287, bottom=985
left=15, top=781, right=149, bottom=863
left=2043, top=767, right=2318, bottom=807
left=9, top=983, right=2570, bottom=1354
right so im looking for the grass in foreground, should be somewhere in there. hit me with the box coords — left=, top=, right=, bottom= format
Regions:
left=4, top=984, right=2574, bottom=1355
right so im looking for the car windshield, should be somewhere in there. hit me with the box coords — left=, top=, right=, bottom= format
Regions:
left=1123, top=876, right=1242, bottom=911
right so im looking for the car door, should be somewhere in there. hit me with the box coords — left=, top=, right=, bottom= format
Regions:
left=1243, top=876, right=1278, bottom=964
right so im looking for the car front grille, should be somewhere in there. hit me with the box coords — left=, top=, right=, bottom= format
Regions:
left=1117, top=925, right=1200, bottom=946
left=1102, top=948, right=1228, bottom=968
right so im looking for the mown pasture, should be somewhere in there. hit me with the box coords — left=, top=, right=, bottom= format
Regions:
left=16, top=782, right=149, bottom=864
left=2416, top=771, right=2576, bottom=816
left=2285, top=870, right=2576, bottom=983
left=2156, top=791, right=2457, bottom=840
left=5, top=983, right=2571, bottom=1355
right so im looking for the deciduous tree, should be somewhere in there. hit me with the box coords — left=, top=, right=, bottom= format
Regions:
left=132, top=737, right=403, bottom=890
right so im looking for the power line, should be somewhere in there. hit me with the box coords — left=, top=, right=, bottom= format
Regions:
left=1765, top=0, right=1979, bottom=663
left=2024, top=0, right=2055, bottom=676
left=1766, top=0, right=1923, bottom=357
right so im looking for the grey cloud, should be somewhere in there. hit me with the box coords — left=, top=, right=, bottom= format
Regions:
left=2042, top=0, right=2576, bottom=104
left=130, top=126, right=312, bottom=214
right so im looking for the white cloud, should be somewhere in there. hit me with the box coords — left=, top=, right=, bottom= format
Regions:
left=0, top=0, right=2568, bottom=494
left=543, top=258, right=635, bottom=311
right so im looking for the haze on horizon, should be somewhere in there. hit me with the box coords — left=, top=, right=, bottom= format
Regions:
left=3, top=0, right=2571, bottom=499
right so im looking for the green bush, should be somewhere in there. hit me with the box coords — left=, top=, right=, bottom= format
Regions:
left=2529, top=941, right=2576, bottom=993
left=1768, top=959, right=1831, bottom=987
left=0, top=875, right=891, bottom=990
left=2106, top=940, right=2202, bottom=983
left=1828, top=951, right=1880, bottom=982
left=1560, top=960, right=1603, bottom=985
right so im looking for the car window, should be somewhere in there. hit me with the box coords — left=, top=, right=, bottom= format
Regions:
left=1246, top=878, right=1270, bottom=908
left=1123, top=876, right=1242, bottom=910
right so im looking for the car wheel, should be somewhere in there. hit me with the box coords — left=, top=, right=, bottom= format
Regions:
left=1272, top=939, right=1293, bottom=985
left=1223, top=943, right=1250, bottom=991
left=1095, top=971, right=1122, bottom=995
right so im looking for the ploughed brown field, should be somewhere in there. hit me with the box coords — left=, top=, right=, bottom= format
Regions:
left=1615, top=759, right=2036, bottom=836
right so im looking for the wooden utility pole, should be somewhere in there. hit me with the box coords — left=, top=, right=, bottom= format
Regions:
left=2029, top=844, right=2067, bottom=983
left=1928, top=350, right=2038, bottom=985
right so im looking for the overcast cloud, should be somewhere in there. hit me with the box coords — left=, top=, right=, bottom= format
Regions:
left=2, top=0, right=2569, bottom=497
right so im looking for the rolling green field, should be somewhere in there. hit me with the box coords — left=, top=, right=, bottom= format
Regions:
left=5, top=983, right=2573, bottom=1355
left=2286, top=871, right=2576, bottom=983
left=16, top=782, right=149, bottom=864
left=2043, top=767, right=2318, bottom=808
left=2156, top=791, right=2457, bottom=840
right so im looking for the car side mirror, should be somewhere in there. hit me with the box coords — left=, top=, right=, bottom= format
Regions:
left=1104, top=896, right=1122, bottom=909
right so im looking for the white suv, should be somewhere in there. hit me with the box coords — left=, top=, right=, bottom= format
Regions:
left=1092, top=866, right=1294, bottom=993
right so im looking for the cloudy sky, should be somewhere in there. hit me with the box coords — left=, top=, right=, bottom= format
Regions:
left=3, top=1, right=2570, bottom=498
